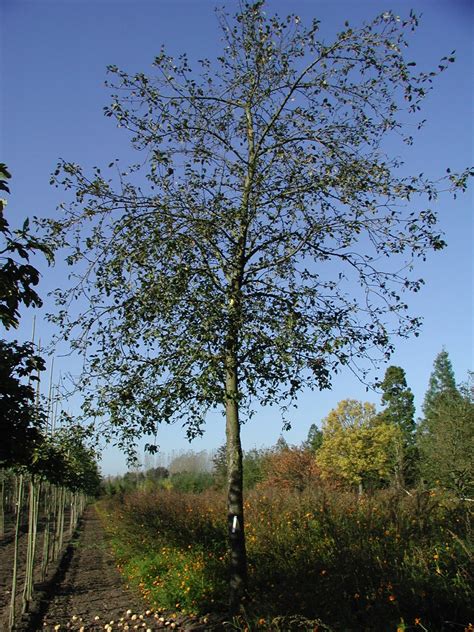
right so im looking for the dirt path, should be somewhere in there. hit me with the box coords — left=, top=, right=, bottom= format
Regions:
left=35, top=506, right=144, bottom=630
left=29, top=506, right=225, bottom=631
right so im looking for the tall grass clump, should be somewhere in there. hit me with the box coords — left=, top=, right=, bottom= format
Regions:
left=99, top=484, right=473, bottom=630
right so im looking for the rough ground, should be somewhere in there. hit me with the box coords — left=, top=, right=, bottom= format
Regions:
left=0, top=519, right=30, bottom=629
left=13, top=506, right=225, bottom=631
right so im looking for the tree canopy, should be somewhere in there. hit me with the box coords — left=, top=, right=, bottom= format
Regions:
left=379, top=366, right=415, bottom=436
left=378, top=365, right=416, bottom=486
left=422, top=349, right=459, bottom=420
left=304, top=423, right=323, bottom=453
left=418, top=352, right=472, bottom=496
left=317, top=399, right=401, bottom=492
left=0, top=163, right=51, bottom=331
left=0, top=338, right=45, bottom=468
left=46, top=5, right=471, bottom=445
left=0, top=163, right=51, bottom=468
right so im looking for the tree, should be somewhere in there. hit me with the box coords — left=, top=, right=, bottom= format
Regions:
left=44, top=3, right=471, bottom=611
left=0, top=164, right=50, bottom=330
left=261, top=445, right=320, bottom=492
left=317, top=399, right=401, bottom=493
left=0, top=339, right=45, bottom=467
left=303, top=423, right=323, bottom=452
left=378, top=365, right=416, bottom=486
left=380, top=366, right=415, bottom=436
left=242, top=448, right=267, bottom=490
left=213, top=445, right=268, bottom=490
left=170, top=470, right=214, bottom=493
left=212, top=444, right=228, bottom=490
left=168, top=449, right=212, bottom=474
left=418, top=353, right=472, bottom=496
left=0, top=163, right=51, bottom=467
left=422, top=349, right=459, bottom=420
left=146, top=466, right=169, bottom=482
left=418, top=374, right=474, bottom=496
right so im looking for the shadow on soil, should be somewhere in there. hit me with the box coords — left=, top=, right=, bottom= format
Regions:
left=13, top=519, right=83, bottom=632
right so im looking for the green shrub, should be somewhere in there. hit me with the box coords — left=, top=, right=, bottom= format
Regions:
left=170, top=470, right=214, bottom=493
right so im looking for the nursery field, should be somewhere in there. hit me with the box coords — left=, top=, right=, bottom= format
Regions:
left=0, top=466, right=101, bottom=631
left=99, top=485, right=473, bottom=632
left=1, top=482, right=472, bottom=631
left=0, top=517, right=43, bottom=630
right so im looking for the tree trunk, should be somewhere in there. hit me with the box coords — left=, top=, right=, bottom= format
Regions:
left=41, top=483, right=51, bottom=581
left=225, top=352, right=247, bottom=615
left=22, top=477, right=40, bottom=614
left=9, top=473, right=24, bottom=631
left=0, top=471, right=4, bottom=539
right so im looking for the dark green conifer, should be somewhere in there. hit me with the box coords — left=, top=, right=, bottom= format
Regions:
left=304, top=423, right=323, bottom=453
left=422, top=349, right=459, bottom=420
left=379, top=366, right=416, bottom=487
left=419, top=370, right=473, bottom=496
left=380, top=366, right=416, bottom=437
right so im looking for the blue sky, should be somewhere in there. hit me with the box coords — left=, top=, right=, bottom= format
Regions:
left=1, top=1, right=472, bottom=475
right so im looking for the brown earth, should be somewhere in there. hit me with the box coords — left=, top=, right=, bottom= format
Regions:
left=0, top=512, right=67, bottom=632
left=6, top=506, right=226, bottom=632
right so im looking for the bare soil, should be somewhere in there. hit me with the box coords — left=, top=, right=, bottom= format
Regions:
left=0, top=514, right=62, bottom=632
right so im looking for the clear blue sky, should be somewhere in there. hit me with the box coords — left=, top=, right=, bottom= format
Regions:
left=1, top=1, right=473, bottom=475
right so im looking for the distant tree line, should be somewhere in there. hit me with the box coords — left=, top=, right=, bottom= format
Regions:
left=105, top=349, right=473, bottom=501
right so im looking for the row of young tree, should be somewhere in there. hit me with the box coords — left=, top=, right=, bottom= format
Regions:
left=0, top=163, right=101, bottom=629
left=1, top=450, right=100, bottom=630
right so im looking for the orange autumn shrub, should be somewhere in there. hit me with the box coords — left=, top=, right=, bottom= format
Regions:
left=260, top=446, right=321, bottom=492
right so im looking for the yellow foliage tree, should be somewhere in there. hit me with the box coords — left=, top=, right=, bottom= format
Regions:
left=317, top=399, right=402, bottom=493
